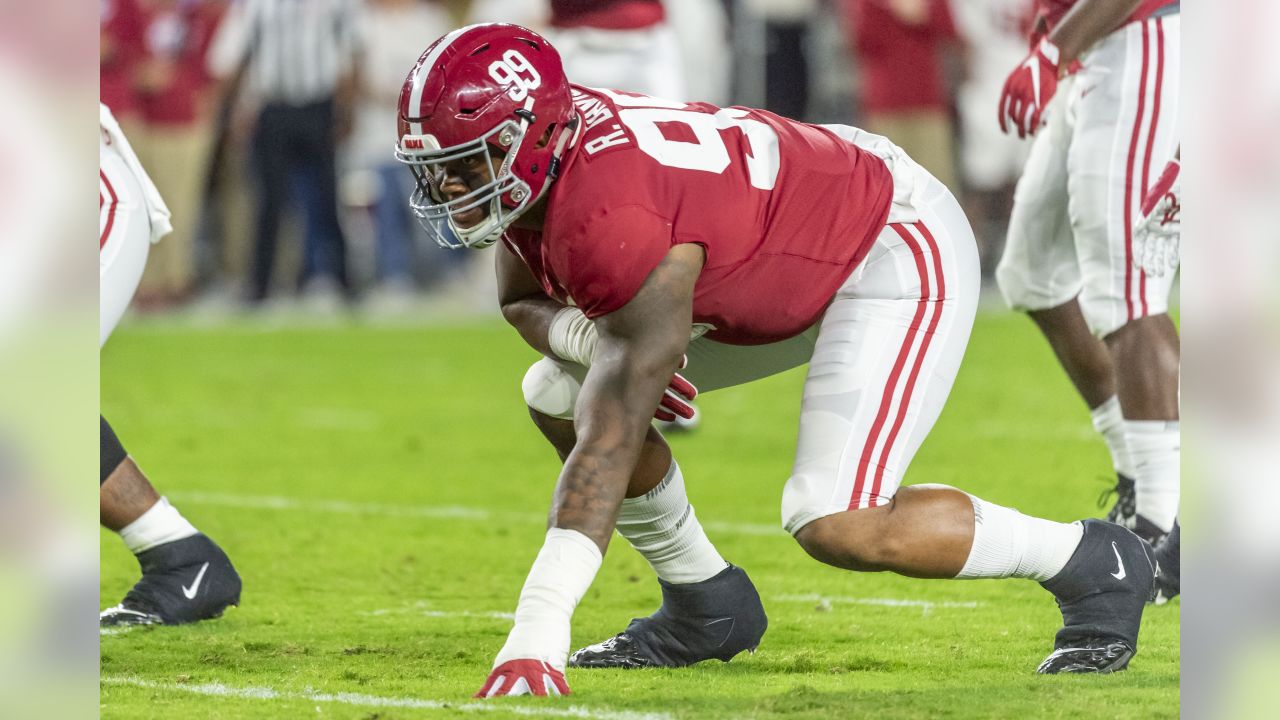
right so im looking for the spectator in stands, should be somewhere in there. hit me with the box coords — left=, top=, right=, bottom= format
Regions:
left=132, top=0, right=227, bottom=308
left=101, top=0, right=146, bottom=130
left=843, top=0, right=960, bottom=189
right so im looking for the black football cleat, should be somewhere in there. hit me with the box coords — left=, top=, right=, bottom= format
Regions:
left=1100, top=473, right=1135, bottom=527
left=570, top=563, right=766, bottom=668
left=1151, top=520, right=1180, bottom=604
left=1037, top=519, right=1156, bottom=674
left=100, top=533, right=241, bottom=627
left=1098, top=474, right=1168, bottom=544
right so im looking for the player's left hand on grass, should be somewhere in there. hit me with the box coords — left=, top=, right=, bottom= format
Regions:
left=476, top=659, right=570, bottom=698
left=999, top=37, right=1061, bottom=139
left=654, top=355, right=698, bottom=423
left=1133, top=159, right=1181, bottom=277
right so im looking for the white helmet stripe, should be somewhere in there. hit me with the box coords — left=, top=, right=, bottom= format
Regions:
left=407, top=24, right=483, bottom=135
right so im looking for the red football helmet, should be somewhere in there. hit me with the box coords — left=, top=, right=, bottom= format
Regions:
left=395, top=24, right=578, bottom=249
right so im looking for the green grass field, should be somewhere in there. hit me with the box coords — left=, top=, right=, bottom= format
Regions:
left=100, top=310, right=1179, bottom=719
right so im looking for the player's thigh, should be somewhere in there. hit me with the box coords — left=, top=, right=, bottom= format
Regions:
left=782, top=177, right=980, bottom=535
left=100, top=153, right=151, bottom=348
left=995, top=90, right=1079, bottom=312
left=1069, top=16, right=1180, bottom=337
left=521, top=332, right=816, bottom=421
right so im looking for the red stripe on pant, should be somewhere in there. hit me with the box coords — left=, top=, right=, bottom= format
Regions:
left=100, top=169, right=118, bottom=250
left=868, top=222, right=946, bottom=504
left=1138, top=19, right=1166, bottom=318
left=848, top=223, right=932, bottom=511
left=1124, top=23, right=1151, bottom=323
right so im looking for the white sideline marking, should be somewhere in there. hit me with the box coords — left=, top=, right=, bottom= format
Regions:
left=102, top=676, right=673, bottom=720
left=169, top=491, right=786, bottom=537
left=774, top=593, right=981, bottom=616
left=362, top=603, right=515, bottom=621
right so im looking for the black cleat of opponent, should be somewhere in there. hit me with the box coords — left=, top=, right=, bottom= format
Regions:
left=570, top=563, right=766, bottom=668
left=1037, top=519, right=1156, bottom=674
left=100, top=533, right=241, bottom=627
left=1100, top=473, right=1135, bottom=527
left=1152, top=520, right=1180, bottom=604
left=1099, top=474, right=1168, bottom=544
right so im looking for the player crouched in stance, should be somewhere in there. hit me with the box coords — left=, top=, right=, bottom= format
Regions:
left=99, top=105, right=241, bottom=627
left=395, top=25, right=1157, bottom=695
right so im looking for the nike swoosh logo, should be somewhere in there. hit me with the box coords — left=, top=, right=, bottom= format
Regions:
left=183, top=562, right=211, bottom=599
left=1110, top=542, right=1126, bottom=580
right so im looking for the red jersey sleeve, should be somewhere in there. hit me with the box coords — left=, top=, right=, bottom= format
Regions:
left=550, top=204, right=675, bottom=319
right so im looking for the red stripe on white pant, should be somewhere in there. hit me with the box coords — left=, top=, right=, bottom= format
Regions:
left=100, top=169, right=118, bottom=250
left=868, top=222, right=946, bottom=504
left=1138, top=19, right=1167, bottom=318
left=848, top=221, right=941, bottom=510
left=1123, top=24, right=1150, bottom=323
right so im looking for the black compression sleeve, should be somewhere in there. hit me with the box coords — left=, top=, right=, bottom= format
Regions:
left=101, top=415, right=127, bottom=485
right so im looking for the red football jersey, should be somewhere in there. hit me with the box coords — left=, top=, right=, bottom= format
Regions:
left=550, top=0, right=664, bottom=30
left=504, top=86, right=894, bottom=346
left=1037, top=0, right=1175, bottom=31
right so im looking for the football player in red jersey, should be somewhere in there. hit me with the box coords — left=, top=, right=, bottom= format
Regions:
left=396, top=24, right=1160, bottom=694
left=995, top=0, right=1181, bottom=543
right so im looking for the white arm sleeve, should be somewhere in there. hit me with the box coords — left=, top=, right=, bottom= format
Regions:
left=547, top=307, right=599, bottom=367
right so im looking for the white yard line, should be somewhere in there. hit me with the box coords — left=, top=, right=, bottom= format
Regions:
left=773, top=593, right=981, bottom=616
left=102, top=676, right=673, bottom=720
left=361, top=604, right=515, bottom=621
left=169, top=490, right=785, bottom=537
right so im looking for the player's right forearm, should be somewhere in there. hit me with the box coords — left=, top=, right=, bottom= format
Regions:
left=500, top=296, right=565, bottom=359
left=1050, top=0, right=1146, bottom=66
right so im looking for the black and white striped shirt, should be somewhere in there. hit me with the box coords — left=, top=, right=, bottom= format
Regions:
left=209, top=0, right=360, bottom=106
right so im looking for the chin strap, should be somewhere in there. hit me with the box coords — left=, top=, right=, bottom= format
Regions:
left=546, top=116, right=581, bottom=182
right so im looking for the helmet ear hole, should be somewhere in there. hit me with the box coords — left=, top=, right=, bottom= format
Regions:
left=536, top=123, right=557, bottom=149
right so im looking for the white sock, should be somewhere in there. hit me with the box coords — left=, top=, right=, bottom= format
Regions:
left=494, top=528, right=602, bottom=671
left=1125, top=419, right=1180, bottom=531
left=1090, top=396, right=1135, bottom=477
left=117, top=497, right=199, bottom=554
left=956, top=496, right=1083, bottom=582
left=615, top=460, right=728, bottom=584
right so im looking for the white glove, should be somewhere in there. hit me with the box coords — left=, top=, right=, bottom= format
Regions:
left=1133, top=159, right=1180, bottom=277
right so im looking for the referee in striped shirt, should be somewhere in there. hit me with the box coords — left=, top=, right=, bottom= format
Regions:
left=211, top=0, right=361, bottom=303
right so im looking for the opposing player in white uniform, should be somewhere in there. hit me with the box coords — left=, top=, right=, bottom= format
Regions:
left=99, top=104, right=242, bottom=626
left=996, top=0, right=1180, bottom=542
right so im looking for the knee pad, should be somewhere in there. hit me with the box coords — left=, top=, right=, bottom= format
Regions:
left=522, top=358, right=585, bottom=420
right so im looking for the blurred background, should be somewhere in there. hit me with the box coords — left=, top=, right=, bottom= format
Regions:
left=99, top=0, right=1036, bottom=321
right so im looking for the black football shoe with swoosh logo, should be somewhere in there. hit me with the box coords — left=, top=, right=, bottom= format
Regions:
left=100, top=533, right=241, bottom=627
left=570, top=564, right=766, bottom=668
left=1037, top=519, right=1157, bottom=674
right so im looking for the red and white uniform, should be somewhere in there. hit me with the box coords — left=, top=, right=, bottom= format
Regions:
left=1037, top=0, right=1174, bottom=32
left=518, top=87, right=982, bottom=531
left=997, top=2, right=1180, bottom=335
left=545, top=0, right=686, bottom=101
left=100, top=103, right=171, bottom=346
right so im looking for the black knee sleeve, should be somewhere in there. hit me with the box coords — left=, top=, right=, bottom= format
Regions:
left=101, top=415, right=128, bottom=485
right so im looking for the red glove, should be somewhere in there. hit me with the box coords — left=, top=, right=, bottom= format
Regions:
left=999, top=37, right=1062, bottom=139
left=475, top=659, right=570, bottom=697
left=654, top=355, right=698, bottom=423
